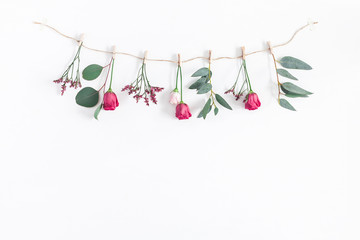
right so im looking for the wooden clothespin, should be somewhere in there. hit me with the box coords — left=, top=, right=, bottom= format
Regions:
left=112, top=45, right=117, bottom=59
left=267, top=41, right=273, bottom=54
left=78, top=33, right=85, bottom=46
left=143, top=50, right=148, bottom=64
left=241, top=46, right=246, bottom=60
left=209, top=50, right=212, bottom=64
left=177, top=53, right=182, bottom=67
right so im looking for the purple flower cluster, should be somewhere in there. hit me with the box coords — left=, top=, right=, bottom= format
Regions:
left=54, top=77, right=82, bottom=96
left=224, top=88, right=242, bottom=101
left=122, top=84, right=163, bottom=106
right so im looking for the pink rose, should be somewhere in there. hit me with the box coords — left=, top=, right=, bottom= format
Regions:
left=245, top=92, right=261, bottom=110
left=176, top=103, right=192, bottom=120
left=103, top=91, right=119, bottom=110
left=169, top=91, right=181, bottom=105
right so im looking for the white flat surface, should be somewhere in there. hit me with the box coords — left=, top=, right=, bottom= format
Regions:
left=0, top=0, right=358, bottom=239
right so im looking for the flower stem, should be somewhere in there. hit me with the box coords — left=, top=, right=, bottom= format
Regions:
left=243, top=60, right=253, bottom=92
left=208, top=62, right=217, bottom=108
left=179, top=66, right=183, bottom=102
left=175, top=66, right=179, bottom=90
left=108, top=58, right=115, bottom=91
left=270, top=52, right=281, bottom=102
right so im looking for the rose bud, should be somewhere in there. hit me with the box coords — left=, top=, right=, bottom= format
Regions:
left=169, top=90, right=181, bottom=105
left=176, top=103, right=192, bottom=120
left=103, top=91, right=119, bottom=111
left=245, top=92, right=261, bottom=110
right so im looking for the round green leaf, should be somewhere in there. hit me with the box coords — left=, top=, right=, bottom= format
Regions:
left=82, top=64, right=103, bottom=80
left=75, top=87, right=99, bottom=107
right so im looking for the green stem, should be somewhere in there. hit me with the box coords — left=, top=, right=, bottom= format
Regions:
left=175, top=66, right=179, bottom=90
left=243, top=60, right=253, bottom=92
left=179, top=66, right=183, bottom=102
left=108, top=58, right=115, bottom=91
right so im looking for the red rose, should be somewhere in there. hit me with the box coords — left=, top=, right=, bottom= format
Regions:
left=176, top=103, right=192, bottom=120
left=245, top=92, right=261, bottom=110
left=103, top=91, right=119, bottom=110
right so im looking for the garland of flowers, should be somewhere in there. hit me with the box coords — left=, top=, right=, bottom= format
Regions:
left=40, top=20, right=317, bottom=120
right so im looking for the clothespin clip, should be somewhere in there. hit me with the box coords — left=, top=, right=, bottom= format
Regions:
left=208, top=50, right=212, bottom=64
left=177, top=53, right=182, bottom=67
left=267, top=41, right=273, bottom=54
left=241, top=46, right=246, bottom=60
left=39, top=18, right=47, bottom=31
left=78, top=33, right=85, bottom=46
left=112, top=45, right=117, bottom=59
left=307, top=18, right=318, bottom=31
left=143, top=50, right=148, bottom=64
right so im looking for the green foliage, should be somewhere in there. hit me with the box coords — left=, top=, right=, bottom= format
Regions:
left=82, top=64, right=103, bottom=80
left=94, top=104, right=102, bottom=120
left=191, top=67, right=211, bottom=77
left=189, top=77, right=206, bottom=89
left=281, top=82, right=312, bottom=95
left=198, top=98, right=212, bottom=119
left=277, top=69, right=298, bottom=80
left=279, top=56, right=312, bottom=70
left=215, top=94, right=232, bottom=110
left=279, top=98, right=296, bottom=111
left=197, top=83, right=212, bottom=94
left=75, top=87, right=99, bottom=107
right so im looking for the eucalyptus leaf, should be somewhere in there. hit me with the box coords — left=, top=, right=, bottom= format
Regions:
left=277, top=69, right=298, bottom=80
left=197, top=83, right=212, bottom=94
left=215, top=94, right=232, bottom=110
left=82, top=64, right=103, bottom=80
left=75, top=87, right=99, bottom=107
left=214, top=107, right=219, bottom=115
left=202, top=98, right=212, bottom=119
left=279, top=98, right=296, bottom=111
left=189, top=77, right=206, bottom=90
left=281, top=82, right=312, bottom=95
left=285, top=93, right=309, bottom=98
left=279, top=56, right=312, bottom=70
left=205, top=72, right=212, bottom=82
left=94, top=104, right=103, bottom=120
left=198, top=98, right=212, bottom=119
left=281, top=85, right=309, bottom=98
left=191, top=67, right=211, bottom=77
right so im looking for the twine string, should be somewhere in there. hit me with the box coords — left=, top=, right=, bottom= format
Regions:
left=33, top=21, right=318, bottom=63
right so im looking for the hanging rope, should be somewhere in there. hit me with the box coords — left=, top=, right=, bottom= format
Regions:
left=33, top=21, right=318, bottom=64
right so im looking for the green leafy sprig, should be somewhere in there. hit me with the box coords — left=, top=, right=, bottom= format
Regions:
left=190, top=53, right=232, bottom=119
left=269, top=46, right=313, bottom=111
left=75, top=57, right=115, bottom=119
left=53, top=43, right=83, bottom=95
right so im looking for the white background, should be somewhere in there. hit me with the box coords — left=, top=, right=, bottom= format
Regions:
left=0, top=0, right=359, bottom=239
